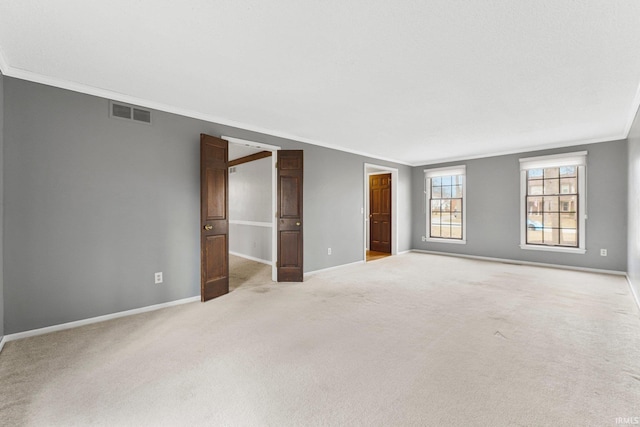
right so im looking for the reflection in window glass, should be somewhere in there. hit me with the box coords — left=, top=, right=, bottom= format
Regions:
left=430, top=174, right=464, bottom=240
left=526, top=166, right=578, bottom=247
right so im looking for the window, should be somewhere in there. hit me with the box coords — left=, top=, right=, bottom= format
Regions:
left=519, top=152, right=587, bottom=254
left=424, top=165, right=466, bottom=243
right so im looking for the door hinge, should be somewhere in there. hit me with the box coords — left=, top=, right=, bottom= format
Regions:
left=275, top=261, right=278, bottom=267
left=275, top=162, right=278, bottom=169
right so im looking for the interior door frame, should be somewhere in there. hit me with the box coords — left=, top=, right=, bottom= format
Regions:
left=363, top=163, right=399, bottom=260
left=223, top=136, right=280, bottom=282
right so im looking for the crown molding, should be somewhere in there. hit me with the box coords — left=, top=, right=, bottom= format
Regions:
left=0, top=64, right=412, bottom=167
left=413, top=134, right=625, bottom=167
left=0, top=45, right=631, bottom=169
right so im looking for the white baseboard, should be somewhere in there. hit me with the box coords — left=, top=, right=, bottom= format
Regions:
left=304, top=260, right=366, bottom=277
left=626, top=274, right=640, bottom=315
left=0, top=296, right=200, bottom=351
left=306, top=251, right=413, bottom=278
left=410, top=249, right=627, bottom=276
left=229, top=251, right=272, bottom=266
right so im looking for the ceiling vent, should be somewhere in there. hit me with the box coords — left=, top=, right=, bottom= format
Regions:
left=110, top=101, right=152, bottom=124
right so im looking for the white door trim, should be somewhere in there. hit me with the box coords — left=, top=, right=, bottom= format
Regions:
left=223, top=136, right=280, bottom=282
left=363, top=163, right=399, bottom=260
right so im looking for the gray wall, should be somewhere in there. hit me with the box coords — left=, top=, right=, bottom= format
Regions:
left=298, top=145, right=412, bottom=269
left=412, top=140, right=628, bottom=271
left=0, top=70, right=4, bottom=339
left=628, top=107, right=640, bottom=302
left=229, top=156, right=272, bottom=262
left=3, top=77, right=412, bottom=334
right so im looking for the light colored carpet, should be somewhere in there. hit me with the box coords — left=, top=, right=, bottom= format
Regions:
left=229, top=254, right=272, bottom=292
left=1, top=253, right=639, bottom=426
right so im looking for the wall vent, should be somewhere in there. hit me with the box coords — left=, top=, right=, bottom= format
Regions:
left=110, top=101, right=152, bottom=125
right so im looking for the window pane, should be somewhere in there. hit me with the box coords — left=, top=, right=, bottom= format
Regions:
left=528, top=180, right=544, bottom=195
left=427, top=172, right=464, bottom=241
left=544, top=196, right=559, bottom=212
left=560, top=229, right=577, bottom=246
left=560, top=177, right=577, bottom=194
left=527, top=228, right=543, bottom=244
left=543, top=212, right=559, bottom=228
left=431, top=200, right=441, bottom=220
left=527, top=215, right=543, bottom=230
left=544, top=178, right=559, bottom=195
left=559, top=195, right=577, bottom=213
left=524, top=162, right=581, bottom=249
left=527, top=197, right=543, bottom=214
left=451, top=224, right=462, bottom=239
left=528, top=169, right=543, bottom=179
left=450, top=199, right=462, bottom=222
left=543, top=228, right=560, bottom=245
left=560, top=212, right=577, bottom=228
left=432, top=185, right=442, bottom=198
left=545, top=167, right=560, bottom=179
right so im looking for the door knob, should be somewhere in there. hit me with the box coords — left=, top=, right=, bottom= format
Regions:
left=296, top=222, right=301, bottom=226
left=204, top=224, right=213, bottom=231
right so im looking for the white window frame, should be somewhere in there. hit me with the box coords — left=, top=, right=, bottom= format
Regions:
left=519, top=151, right=587, bottom=254
left=424, top=165, right=467, bottom=244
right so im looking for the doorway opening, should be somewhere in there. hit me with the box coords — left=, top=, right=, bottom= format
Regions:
left=225, top=136, right=280, bottom=286
left=363, top=164, right=399, bottom=262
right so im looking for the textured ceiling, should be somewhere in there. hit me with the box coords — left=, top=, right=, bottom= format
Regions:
left=1, top=1, right=640, bottom=165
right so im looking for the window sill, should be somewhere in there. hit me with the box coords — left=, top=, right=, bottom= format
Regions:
left=519, top=244, right=585, bottom=254
left=425, top=238, right=467, bottom=245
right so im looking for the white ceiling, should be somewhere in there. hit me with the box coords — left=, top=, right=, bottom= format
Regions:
left=1, top=1, right=640, bottom=166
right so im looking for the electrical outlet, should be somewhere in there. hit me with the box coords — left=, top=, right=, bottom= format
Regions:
left=600, top=249, right=607, bottom=257
left=154, top=272, right=163, bottom=284
left=328, top=248, right=332, bottom=255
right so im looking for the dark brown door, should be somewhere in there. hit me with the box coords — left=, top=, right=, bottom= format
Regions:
left=200, top=134, right=229, bottom=301
left=369, top=173, right=391, bottom=253
left=277, top=150, right=303, bottom=282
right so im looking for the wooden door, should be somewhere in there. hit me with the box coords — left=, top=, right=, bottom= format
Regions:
left=200, top=134, right=229, bottom=301
left=277, top=150, right=304, bottom=282
left=369, top=173, right=391, bottom=253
